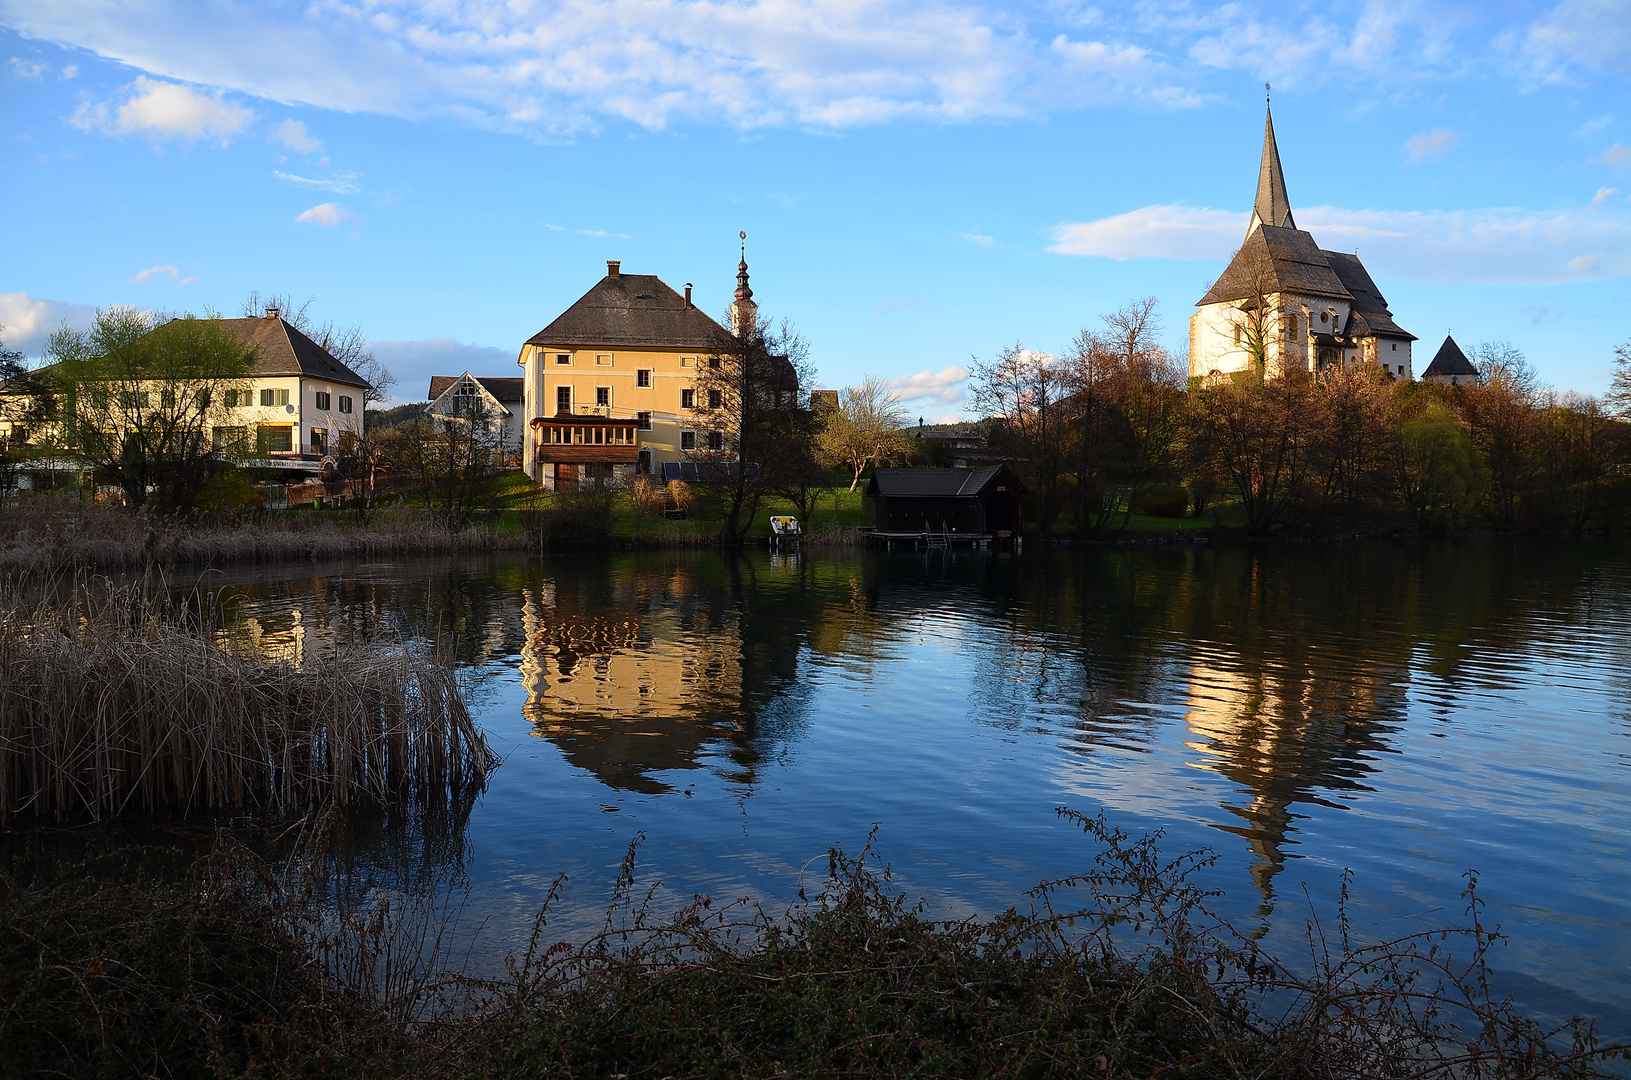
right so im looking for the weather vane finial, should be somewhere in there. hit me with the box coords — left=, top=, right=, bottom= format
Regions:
left=739, top=229, right=746, bottom=259
left=1265, top=81, right=1271, bottom=106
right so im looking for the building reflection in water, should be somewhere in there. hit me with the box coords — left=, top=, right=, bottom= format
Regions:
left=518, top=569, right=753, bottom=794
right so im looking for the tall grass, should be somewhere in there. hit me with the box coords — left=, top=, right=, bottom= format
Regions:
left=0, top=581, right=496, bottom=823
left=0, top=496, right=532, bottom=573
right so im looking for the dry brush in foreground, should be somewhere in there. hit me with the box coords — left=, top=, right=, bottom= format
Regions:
left=0, top=581, right=496, bottom=823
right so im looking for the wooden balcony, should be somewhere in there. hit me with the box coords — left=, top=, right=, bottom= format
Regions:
left=534, top=444, right=639, bottom=464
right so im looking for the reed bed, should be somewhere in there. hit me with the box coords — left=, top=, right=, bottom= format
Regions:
left=0, top=583, right=496, bottom=823
left=0, top=497, right=531, bottom=573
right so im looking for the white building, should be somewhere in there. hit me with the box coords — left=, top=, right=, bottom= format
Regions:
left=1190, top=108, right=1416, bottom=381
left=426, top=373, right=525, bottom=463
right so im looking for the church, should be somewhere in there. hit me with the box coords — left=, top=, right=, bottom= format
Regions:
left=1190, top=107, right=1417, bottom=381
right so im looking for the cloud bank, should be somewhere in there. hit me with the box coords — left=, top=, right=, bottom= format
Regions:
left=887, top=364, right=969, bottom=407
left=9, top=0, right=1613, bottom=134
left=0, top=293, right=97, bottom=357
left=367, top=337, right=513, bottom=405
left=1049, top=203, right=1631, bottom=285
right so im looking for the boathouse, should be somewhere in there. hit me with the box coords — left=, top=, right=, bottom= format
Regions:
left=864, top=465, right=1028, bottom=538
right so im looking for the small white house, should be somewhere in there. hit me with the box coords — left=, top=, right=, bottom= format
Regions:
left=426, top=373, right=525, bottom=462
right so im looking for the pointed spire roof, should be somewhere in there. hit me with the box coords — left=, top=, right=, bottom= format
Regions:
left=1248, top=106, right=1295, bottom=236
left=1422, top=334, right=1478, bottom=378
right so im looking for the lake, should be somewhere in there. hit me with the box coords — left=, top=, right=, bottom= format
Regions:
left=65, top=540, right=1631, bottom=1034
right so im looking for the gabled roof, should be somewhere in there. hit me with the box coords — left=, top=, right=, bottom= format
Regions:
left=1422, top=335, right=1478, bottom=377
left=205, top=316, right=372, bottom=389
left=867, top=465, right=1028, bottom=498
left=1322, top=251, right=1416, bottom=341
left=1250, top=107, right=1295, bottom=234
left=1197, top=224, right=1352, bottom=307
left=428, top=375, right=523, bottom=402
left=526, top=269, right=727, bottom=350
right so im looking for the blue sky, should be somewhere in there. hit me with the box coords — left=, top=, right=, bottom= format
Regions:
left=2, top=0, right=1629, bottom=415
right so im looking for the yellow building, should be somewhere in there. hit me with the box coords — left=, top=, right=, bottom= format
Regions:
left=517, top=255, right=758, bottom=489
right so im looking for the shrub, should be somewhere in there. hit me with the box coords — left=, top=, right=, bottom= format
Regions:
left=1133, top=484, right=1191, bottom=518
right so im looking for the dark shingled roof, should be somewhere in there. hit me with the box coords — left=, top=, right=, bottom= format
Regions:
left=526, top=271, right=727, bottom=350
left=868, top=465, right=1028, bottom=498
left=201, top=316, right=372, bottom=389
left=1197, top=225, right=1352, bottom=307
left=1252, top=108, right=1296, bottom=232
left=1322, top=251, right=1417, bottom=341
left=1422, top=335, right=1478, bottom=378
left=428, top=375, right=523, bottom=403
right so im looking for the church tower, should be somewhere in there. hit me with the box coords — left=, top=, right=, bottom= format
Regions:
left=731, top=231, right=758, bottom=338
left=1188, top=103, right=1416, bottom=382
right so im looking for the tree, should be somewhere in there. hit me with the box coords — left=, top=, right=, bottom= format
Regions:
left=1392, top=395, right=1486, bottom=531
left=1185, top=367, right=1320, bottom=534
left=970, top=343, right=1071, bottom=531
left=389, top=398, right=502, bottom=531
left=47, top=308, right=257, bottom=512
left=1455, top=366, right=1538, bottom=527
left=690, top=315, right=815, bottom=544
left=1308, top=362, right=1396, bottom=530
left=817, top=376, right=911, bottom=492
left=240, top=291, right=397, bottom=405
left=1606, top=337, right=1631, bottom=419
left=0, top=329, right=58, bottom=507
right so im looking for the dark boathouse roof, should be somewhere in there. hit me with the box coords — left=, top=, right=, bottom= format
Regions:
left=179, top=316, right=372, bottom=389
left=866, top=465, right=1028, bottom=499
left=427, top=375, right=523, bottom=403
left=526, top=262, right=727, bottom=350
left=1422, top=335, right=1478, bottom=378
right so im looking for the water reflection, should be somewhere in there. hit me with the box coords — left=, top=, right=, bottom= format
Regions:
left=162, top=540, right=1631, bottom=936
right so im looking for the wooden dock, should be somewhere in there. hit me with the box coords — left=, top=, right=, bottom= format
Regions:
left=863, top=529, right=996, bottom=551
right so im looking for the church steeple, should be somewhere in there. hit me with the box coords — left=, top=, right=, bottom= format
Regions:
left=1248, top=94, right=1295, bottom=236
left=731, top=230, right=758, bottom=338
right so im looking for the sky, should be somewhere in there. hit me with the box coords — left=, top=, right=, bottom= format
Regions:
left=2, top=0, right=1629, bottom=416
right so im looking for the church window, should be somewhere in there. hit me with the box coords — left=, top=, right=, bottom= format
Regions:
left=1391, top=343, right=1397, bottom=351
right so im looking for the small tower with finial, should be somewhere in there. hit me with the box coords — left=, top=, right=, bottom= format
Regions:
left=731, top=230, right=758, bottom=338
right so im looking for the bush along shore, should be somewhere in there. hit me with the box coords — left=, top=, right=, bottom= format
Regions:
left=2, top=812, right=1625, bottom=1079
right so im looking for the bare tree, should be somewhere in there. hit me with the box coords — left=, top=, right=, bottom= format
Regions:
left=818, top=376, right=911, bottom=492
left=1473, top=341, right=1542, bottom=403
left=689, top=314, right=815, bottom=543
left=389, top=398, right=502, bottom=531
left=241, top=291, right=396, bottom=404
left=1608, top=337, right=1631, bottom=418
left=970, top=343, right=1070, bottom=531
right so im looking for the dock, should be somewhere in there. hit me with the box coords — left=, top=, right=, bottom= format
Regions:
left=863, top=529, right=997, bottom=551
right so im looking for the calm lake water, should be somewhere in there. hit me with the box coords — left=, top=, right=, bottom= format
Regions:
left=70, top=541, right=1631, bottom=1032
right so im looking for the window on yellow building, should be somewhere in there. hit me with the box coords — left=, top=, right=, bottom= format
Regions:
left=637, top=369, right=651, bottom=387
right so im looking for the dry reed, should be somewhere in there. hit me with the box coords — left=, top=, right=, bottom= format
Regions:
left=0, top=497, right=531, bottom=574
left=0, top=581, right=496, bottom=823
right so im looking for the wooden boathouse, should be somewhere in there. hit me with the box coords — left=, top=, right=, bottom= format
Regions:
left=863, top=465, right=1027, bottom=547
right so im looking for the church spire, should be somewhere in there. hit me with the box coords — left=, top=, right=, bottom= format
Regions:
left=1248, top=91, right=1295, bottom=236
left=731, top=230, right=758, bottom=338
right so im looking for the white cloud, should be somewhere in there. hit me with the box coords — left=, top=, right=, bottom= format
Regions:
left=1050, top=202, right=1631, bottom=285
left=273, top=170, right=358, bottom=194
left=1050, top=204, right=1248, bottom=262
left=128, top=264, right=199, bottom=286
left=59, top=63, right=76, bottom=80
left=886, top=365, right=969, bottom=406
left=1592, top=187, right=1620, bottom=207
left=1576, top=114, right=1614, bottom=138
left=71, top=76, right=254, bottom=143
left=958, top=232, right=994, bottom=246
left=295, top=202, right=349, bottom=226
left=1525, top=0, right=1631, bottom=81
left=366, top=337, right=512, bottom=405
left=1599, top=143, right=1631, bottom=173
left=0, top=293, right=97, bottom=357
left=272, top=118, right=322, bottom=152
left=8, top=56, right=47, bottom=78
left=1404, top=128, right=1458, bottom=163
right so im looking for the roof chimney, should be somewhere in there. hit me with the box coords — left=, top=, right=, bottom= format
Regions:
left=606, top=260, right=620, bottom=278
left=684, top=282, right=693, bottom=309
left=265, top=303, right=280, bottom=320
